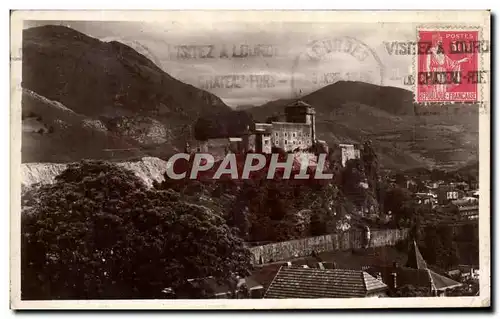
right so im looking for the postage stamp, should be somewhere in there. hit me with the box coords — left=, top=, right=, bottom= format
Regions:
left=10, top=11, right=490, bottom=310
left=416, top=28, right=483, bottom=103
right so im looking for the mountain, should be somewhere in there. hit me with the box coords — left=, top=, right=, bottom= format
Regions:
left=248, top=81, right=479, bottom=170
left=21, top=25, right=479, bottom=170
left=21, top=25, right=231, bottom=163
left=22, top=88, right=144, bottom=163
left=236, top=104, right=258, bottom=111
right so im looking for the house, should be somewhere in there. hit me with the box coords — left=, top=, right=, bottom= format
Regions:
left=457, top=265, right=480, bottom=280
left=468, top=189, right=480, bottom=199
left=338, top=143, right=361, bottom=167
left=437, top=184, right=464, bottom=205
left=469, top=181, right=479, bottom=190
left=447, top=265, right=480, bottom=281
left=451, top=198, right=479, bottom=221
left=454, top=181, right=470, bottom=191
left=414, top=192, right=438, bottom=206
left=366, top=241, right=462, bottom=296
left=406, top=179, right=418, bottom=191
left=426, top=180, right=444, bottom=190
left=177, top=275, right=264, bottom=299
left=264, top=266, right=388, bottom=298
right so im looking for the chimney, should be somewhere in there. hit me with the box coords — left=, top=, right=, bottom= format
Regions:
left=391, top=272, right=397, bottom=289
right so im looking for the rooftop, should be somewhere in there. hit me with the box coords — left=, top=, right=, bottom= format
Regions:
left=405, top=240, right=428, bottom=269
left=264, top=266, right=387, bottom=298
left=403, top=241, right=461, bottom=291
left=271, top=121, right=311, bottom=126
left=286, top=100, right=312, bottom=108
left=186, top=275, right=264, bottom=297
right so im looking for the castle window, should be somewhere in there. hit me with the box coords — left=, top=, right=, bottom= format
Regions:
left=275, top=132, right=278, bottom=136
left=275, top=140, right=279, bottom=145
left=284, top=133, right=288, bottom=137
left=292, top=133, right=296, bottom=138
left=264, top=140, right=270, bottom=145
left=293, top=140, right=296, bottom=145
left=284, top=140, right=288, bottom=145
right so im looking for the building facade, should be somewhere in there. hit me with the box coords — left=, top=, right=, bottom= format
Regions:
left=338, top=143, right=361, bottom=167
left=256, top=100, right=316, bottom=153
left=194, top=100, right=317, bottom=155
left=437, top=185, right=464, bottom=205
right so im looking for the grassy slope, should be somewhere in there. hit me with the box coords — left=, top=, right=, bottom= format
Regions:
left=21, top=25, right=231, bottom=162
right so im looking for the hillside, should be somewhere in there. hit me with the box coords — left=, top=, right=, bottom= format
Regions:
left=22, top=157, right=171, bottom=189
left=21, top=25, right=478, bottom=170
left=249, top=81, right=479, bottom=170
left=21, top=25, right=231, bottom=162
left=21, top=88, right=147, bottom=162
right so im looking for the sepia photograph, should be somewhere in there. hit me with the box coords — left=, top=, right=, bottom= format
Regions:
left=9, top=10, right=491, bottom=309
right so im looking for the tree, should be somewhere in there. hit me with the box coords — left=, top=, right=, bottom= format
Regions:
left=447, top=278, right=479, bottom=296
left=394, top=172, right=406, bottom=188
left=21, top=161, right=252, bottom=300
left=309, top=211, right=327, bottom=236
left=341, top=159, right=368, bottom=207
left=383, top=186, right=413, bottom=226
left=361, top=140, right=379, bottom=187
left=415, top=178, right=427, bottom=192
left=391, top=284, right=432, bottom=297
left=421, top=226, right=442, bottom=266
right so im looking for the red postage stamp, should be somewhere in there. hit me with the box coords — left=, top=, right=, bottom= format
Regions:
left=417, top=30, right=479, bottom=103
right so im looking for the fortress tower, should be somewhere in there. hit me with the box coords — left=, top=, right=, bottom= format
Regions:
left=284, top=100, right=316, bottom=143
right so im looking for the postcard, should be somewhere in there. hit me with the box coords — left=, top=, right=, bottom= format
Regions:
left=10, top=10, right=490, bottom=309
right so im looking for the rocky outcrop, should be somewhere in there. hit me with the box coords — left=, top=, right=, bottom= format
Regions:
left=117, top=157, right=171, bottom=187
left=21, top=162, right=68, bottom=187
left=107, top=116, right=170, bottom=144
left=21, top=157, right=171, bottom=188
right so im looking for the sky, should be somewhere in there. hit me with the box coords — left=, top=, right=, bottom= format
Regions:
left=23, top=13, right=486, bottom=107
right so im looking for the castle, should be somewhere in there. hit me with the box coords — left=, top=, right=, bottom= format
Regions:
left=194, top=100, right=316, bottom=155
left=192, top=100, right=359, bottom=167
left=253, top=100, right=316, bottom=153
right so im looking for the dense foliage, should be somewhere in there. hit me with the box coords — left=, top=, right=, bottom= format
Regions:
left=390, top=284, right=432, bottom=297
left=157, top=171, right=345, bottom=243
left=21, top=161, right=251, bottom=299
left=447, top=278, right=480, bottom=296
